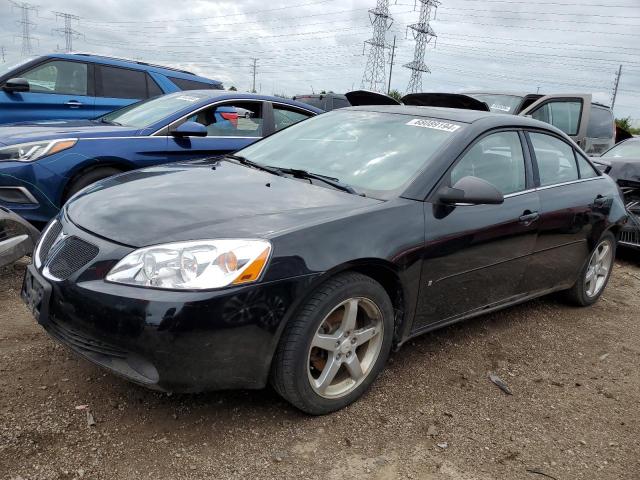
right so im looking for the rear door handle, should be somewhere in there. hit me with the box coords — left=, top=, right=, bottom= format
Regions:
left=519, top=211, right=540, bottom=225
left=65, top=100, right=83, bottom=108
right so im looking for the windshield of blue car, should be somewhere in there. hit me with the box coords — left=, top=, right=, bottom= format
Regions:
left=602, top=139, right=640, bottom=158
left=0, top=57, right=36, bottom=76
left=99, top=92, right=210, bottom=128
left=237, top=110, right=461, bottom=195
left=468, top=94, right=523, bottom=114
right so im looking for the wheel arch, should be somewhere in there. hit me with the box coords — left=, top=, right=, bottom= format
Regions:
left=60, top=157, right=137, bottom=204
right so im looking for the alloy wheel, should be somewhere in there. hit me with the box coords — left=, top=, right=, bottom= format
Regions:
left=307, top=297, right=384, bottom=399
left=584, top=238, right=614, bottom=298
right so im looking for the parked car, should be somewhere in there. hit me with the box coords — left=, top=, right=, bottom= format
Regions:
left=0, top=53, right=223, bottom=125
left=591, top=138, right=640, bottom=249
left=0, top=206, right=39, bottom=268
left=463, top=92, right=615, bottom=155
left=292, top=90, right=400, bottom=111
left=0, top=90, right=321, bottom=226
left=23, top=106, right=625, bottom=414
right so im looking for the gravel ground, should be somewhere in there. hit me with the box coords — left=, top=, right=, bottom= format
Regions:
left=1, top=253, right=639, bottom=480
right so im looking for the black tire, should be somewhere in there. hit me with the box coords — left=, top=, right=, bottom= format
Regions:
left=64, top=167, right=123, bottom=203
left=271, top=272, right=394, bottom=415
left=564, top=231, right=616, bottom=306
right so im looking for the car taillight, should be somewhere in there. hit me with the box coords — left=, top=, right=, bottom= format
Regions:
left=220, top=112, right=238, bottom=128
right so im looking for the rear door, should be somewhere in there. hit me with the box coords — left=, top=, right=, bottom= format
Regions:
left=520, top=94, right=591, bottom=149
left=521, top=130, right=607, bottom=293
left=1, top=59, right=94, bottom=122
left=94, top=65, right=151, bottom=117
left=414, top=130, right=540, bottom=330
left=165, top=100, right=267, bottom=162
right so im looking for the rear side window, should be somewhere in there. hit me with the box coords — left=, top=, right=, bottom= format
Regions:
left=273, top=105, right=312, bottom=132
left=586, top=107, right=614, bottom=139
left=451, top=131, right=526, bottom=195
left=169, top=76, right=220, bottom=91
left=97, top=66, right=147, bottom=99
left=530, top=133, right=579, bottom=186
left=576, top=154, right=599, bottom=179
left=21, top=60, right=87, bottom=95
left=530, top=101, right=582, bottom=136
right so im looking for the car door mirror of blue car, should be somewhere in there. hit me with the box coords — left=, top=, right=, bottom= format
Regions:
left=437, top=176, right=505, bottom=206
left=2, top=78, right=30, bottom=93
left=171, top=121, right=208, bottom=138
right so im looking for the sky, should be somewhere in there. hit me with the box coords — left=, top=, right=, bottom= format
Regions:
left=0, top=0, right=639, bottom=122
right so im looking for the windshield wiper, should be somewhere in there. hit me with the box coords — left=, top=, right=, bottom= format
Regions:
left=275, top=168, right=358, bottom=195
left=223, top=154, right=283, bottom=176
left=99, top=118, right=122, bottom=126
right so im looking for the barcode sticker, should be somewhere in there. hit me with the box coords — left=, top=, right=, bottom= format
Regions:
left=406, top=119, right=461, bottom=132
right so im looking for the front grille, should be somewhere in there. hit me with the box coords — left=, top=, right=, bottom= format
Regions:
left=47, top=317, right=128, bottom=358
left=38, top=221, right=62, bottom=265
left=620, top=229, right=640, bottom=247
left=47, top=236, right=99, bottom=280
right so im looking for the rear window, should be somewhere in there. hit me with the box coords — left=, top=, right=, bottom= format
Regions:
left=295, top=96, right=324, bottom=109
left=169, top=76, right=222, bottom=91
left=586, top=106, right=614, bottom=139
left=467, top=94, right=523, bottom=114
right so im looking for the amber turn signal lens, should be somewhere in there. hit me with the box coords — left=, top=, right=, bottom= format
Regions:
left=232, top=247, right=271, bottom=284
left=49, top=140, right=77, bottom=155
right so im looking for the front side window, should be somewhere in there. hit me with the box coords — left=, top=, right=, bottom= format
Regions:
left=97, top=66, right=147, bottom=99
left=238, top=111, right=461, bottom=195
left=183, top=101, right=263, bottom=137
left=273, top=105, right=312, bottom=132
left=451, top=131, right=526, bottom=195
left=530, top=132, right=579, bottom=186
left=21, top=60, right=87, bottom=95
left=530, top=101, right=582, bottom=136
left=586, top=107, right=614, bottom=139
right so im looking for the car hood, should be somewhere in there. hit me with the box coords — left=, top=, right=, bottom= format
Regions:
left=597, top=157, right=640, bottom=184
left=67, top=160, right=382, bottom=247
left=0, top=120, right=141, bottom=145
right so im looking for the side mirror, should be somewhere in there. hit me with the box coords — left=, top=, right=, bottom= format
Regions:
left=2, top=78, right=30, bottom=93
left=171, top=121, right=208, bottom=138
left=438, top=176, right=504, bottom=205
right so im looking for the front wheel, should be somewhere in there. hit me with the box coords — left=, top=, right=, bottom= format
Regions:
left=271, top=272, right=394, bottom=415
left=565, top=231, right=616, bottom=306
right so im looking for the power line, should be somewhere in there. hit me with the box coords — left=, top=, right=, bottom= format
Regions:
left=11, top=1, right=38, bottom=57
left=404, top=0, right=439, bottom=94
left=53, top=12, right=82, bottom=53
left=362, top=0, right=393, bottom=92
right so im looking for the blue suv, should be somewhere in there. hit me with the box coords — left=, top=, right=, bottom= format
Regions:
left=0, top=90, right=321, bottom=226
left=0, top=53, right=223, bottom=124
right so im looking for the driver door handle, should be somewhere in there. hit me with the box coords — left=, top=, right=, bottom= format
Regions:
left=65, top=100, right=83, bottom=108
left=519, top=211, right=540, bottom=225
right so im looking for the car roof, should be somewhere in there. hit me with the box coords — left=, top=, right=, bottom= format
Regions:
left=172, top=90, right=324, bottom=112
left=44, top=53, right=221, bottom=85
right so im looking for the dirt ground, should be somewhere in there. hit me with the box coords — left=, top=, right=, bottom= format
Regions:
left=1, top=253, right=639, bottom=480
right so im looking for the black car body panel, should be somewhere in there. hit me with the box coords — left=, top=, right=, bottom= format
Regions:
left=0, top=206, right=39, bottom=267
left=24, top=107, right=628, bottom=393
left=401, top=93, right=490, bottom=111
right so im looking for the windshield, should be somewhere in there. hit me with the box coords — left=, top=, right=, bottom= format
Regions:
left=602, top=139, right=640, bottom=158
left=237, top=110, right=461, bottom=196
left=468, top=94, right=523, bottom=114
left=0, top=57, right=36, bottom=76
left=99, top=91, right=210, bottom=128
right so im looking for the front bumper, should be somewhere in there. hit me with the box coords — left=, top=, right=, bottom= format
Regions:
left=23, top=217, right=318, bottom=392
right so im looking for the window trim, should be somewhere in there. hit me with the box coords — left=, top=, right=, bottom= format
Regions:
left=155, top=99, right=267, bottom=138
left=432, top=127, right=534, bottom=200
left=17, top=58, right=91, bottom=97
left=94, top=64, right=150, bottom=100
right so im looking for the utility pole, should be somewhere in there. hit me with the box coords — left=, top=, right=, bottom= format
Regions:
left=387, top=35, right=396, bottom=94
left=11, top=1, right=38, bottom=57
left=362, top=0, right=393, bottom=93
left=611, top=64, right=622, bottom=110
left=404, top=0, right=439, bottom=94
left=53, top=12, right=82, bottom=53
left=251, top=58, right=258, bottom=93
left=0, top=47, right=6, bottom=63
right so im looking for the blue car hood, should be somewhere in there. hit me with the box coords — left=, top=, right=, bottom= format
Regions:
left=0, top=120, right=141, bottom=146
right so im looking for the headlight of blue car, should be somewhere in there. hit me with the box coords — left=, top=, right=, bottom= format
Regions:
left=0, top=138, right=78, bottom=162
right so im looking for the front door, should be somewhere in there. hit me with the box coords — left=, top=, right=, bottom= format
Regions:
left=413, top=130, right=540, bottom=331
left=1, top=60, right=94, bottom=122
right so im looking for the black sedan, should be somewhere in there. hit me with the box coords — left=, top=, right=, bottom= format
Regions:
left=22, top=106, right=626, bottom=414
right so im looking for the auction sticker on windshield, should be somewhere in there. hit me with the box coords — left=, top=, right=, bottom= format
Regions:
left=176, top=95, right=200, bottom=102
left=406, top=119, right=461, bottom=132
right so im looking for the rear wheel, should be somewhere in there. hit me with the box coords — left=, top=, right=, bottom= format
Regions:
left=565, top=231, right=616, bottom=306
left=271, top=272, right=394, bottom=415
left=64, top=167, right=123, bottom=203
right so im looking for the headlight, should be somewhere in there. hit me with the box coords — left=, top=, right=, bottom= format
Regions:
left=0, top=138, right=78, bottom=162
left=106, top=239, right=272, bottom=290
